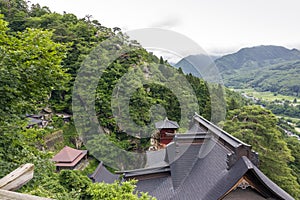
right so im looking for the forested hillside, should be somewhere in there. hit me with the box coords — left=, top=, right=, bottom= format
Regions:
left=175, top=46, right=300, bottom=96
left=0, top=0, right=299, bottom=199
left=216, top=45, right=300, bottom=96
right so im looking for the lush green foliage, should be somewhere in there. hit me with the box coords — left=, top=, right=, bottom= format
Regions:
left=25, top=169, right=154, bottom=200
left=222, top=105, right=300, bottom=198
left=286, top=137, right=300, bottom=186
left=0, top=1, right=299, bottom=199
left=263, top=100, right=300, bottom=119
left=0, top=13, right=68, bottom=181
left=87, top=180, right=156, bottom=200
left=0, top=15, right=69, bottom=119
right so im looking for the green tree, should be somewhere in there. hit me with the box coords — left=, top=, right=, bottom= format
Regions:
left=223, top=105, right=300, bottom=198
left=0, top=16, right=69, bottom=119
left=293, top=98, right=297, bottom=103
left=285, top=137, right=300, bottom=185
left=59, top=170, right=92, bottom=199
left=87, top=180, right=156, bottom=200
left=0, top=0, right=29, bottom=31
left=159, top=56, right=164, bottom=64
left=0, top=15, right=69, bottom=187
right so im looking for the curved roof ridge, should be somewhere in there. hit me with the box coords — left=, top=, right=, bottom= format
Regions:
left=193, top=113, right=250, bottom=148
left=155, top=117, right=179, bottom=129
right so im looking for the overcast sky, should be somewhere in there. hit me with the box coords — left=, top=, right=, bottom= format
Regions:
left=30, top=0, right=300, bottom=55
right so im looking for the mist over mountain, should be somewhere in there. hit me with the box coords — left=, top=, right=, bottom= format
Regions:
left=173, top=54, right=219, bottom=77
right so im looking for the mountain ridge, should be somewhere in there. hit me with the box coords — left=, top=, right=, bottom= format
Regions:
left=215, top=45, right=300, bottom=72
left=173, top=45, right=300, bottom=96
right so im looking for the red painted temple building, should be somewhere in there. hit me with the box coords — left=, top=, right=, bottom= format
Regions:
left=155, top=117, right=179, bottom=146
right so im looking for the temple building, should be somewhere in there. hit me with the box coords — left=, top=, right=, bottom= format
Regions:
left=155, top=117, right=179, bottom=146
left=52, top=146, right=88, bottom=171
left=117, top=113, right=294, bottom=200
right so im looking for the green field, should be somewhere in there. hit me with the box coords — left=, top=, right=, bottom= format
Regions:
left=234, top=88, right=300, bottom=103
left=233, top=88, right=300, bottom=134
left=277, top=116, right=300, bottom=133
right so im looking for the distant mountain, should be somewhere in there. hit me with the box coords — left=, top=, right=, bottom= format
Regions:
left=215, top=45, right=300, bottom=72
left=173, top=54, right=219, bottom=77
left=174, top=45, right=300, bottom=96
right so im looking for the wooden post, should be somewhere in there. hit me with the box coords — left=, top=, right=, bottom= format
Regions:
left=0, top=189, right=52, bottom=200
left=0, top=163, right=34, bottom=191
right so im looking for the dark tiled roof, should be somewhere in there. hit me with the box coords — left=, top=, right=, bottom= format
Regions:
left=135, top=144, right=294, bottom=200
left=252, top=163, right=294, bottom=200
left=123, top=113, right=294, bottom=200
left=202, top=156, right=255, bottom=200
left=155, top=118, right=179, bottom=129
left=145, top=149, right=168, bottom=168
left=134, top=142, right=231, bottom=199
left=119, top=165, right=170, bottom=178
left=170, top=144, right=202, bottom=189
left=170, top=142, right=232, bottom=200
left=205, top=156, right=294, bottom=200
left=136, top=176, right=174, bottom=199
left=89, top=161, right=120, bottom=184
left=192, top=113, right=249, bottom=148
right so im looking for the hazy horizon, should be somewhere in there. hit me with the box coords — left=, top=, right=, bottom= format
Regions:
left=30, top=0, right=300, bottom=55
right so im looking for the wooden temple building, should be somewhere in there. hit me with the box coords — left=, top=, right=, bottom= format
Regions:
left=51, top=146, right=88, bottom=171
left=155, top=117, right=179, bottom=146
left=116, top=113, right=294, bottom=200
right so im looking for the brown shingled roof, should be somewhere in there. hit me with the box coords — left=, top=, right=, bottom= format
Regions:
left=52, top=146, right=84, bottom=163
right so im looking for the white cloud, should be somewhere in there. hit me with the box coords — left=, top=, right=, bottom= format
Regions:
left=29, top=0, right=300, bottom=54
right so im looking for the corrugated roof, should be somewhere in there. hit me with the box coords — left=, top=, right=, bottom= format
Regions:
left=155, top=118, right=179, bottom=129
left=52, top=146, right=84, bottom=163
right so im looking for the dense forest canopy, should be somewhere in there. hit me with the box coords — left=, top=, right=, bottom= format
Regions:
left=0, top=0, right=299, bottom=199
left=222, top=105, right=300, bottom=197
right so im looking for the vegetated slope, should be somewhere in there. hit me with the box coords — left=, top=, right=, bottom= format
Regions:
left=215, top=45, right=300, bottom=71
left=1, top=0, right=299, bottom=198
left=215, top=45, right=300, bottom=96
left=175, top=46, right=300, bottom=96
left=222, top=59, right=300, bottom=96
